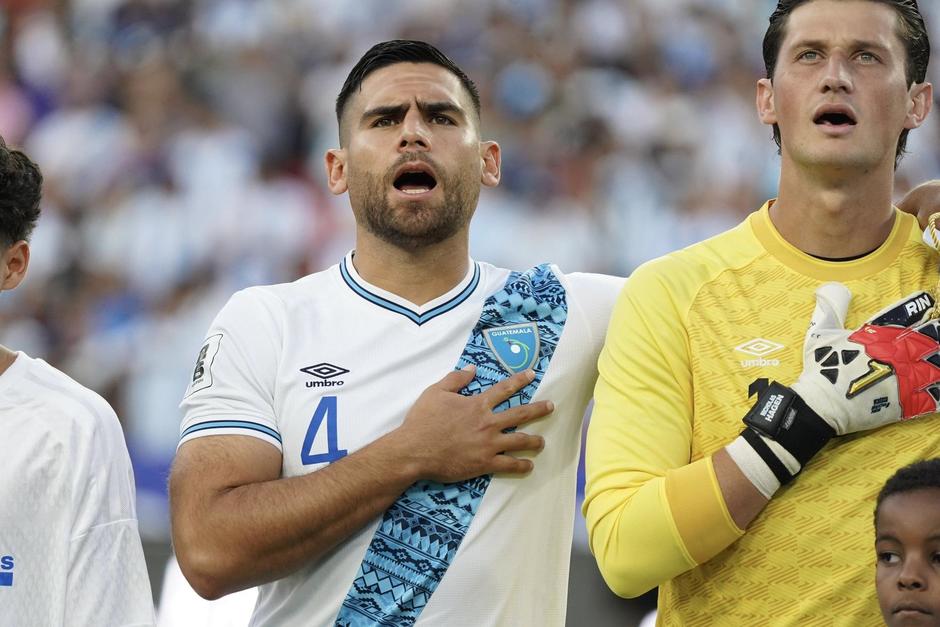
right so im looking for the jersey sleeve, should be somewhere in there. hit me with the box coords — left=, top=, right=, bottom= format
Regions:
left=179, top=288, right=283, bottom=450
left=582, top=258, right=743, bottom=598
left=68, top=400, right=155, bottom=626
left=561, top=271, right=627, bottom=352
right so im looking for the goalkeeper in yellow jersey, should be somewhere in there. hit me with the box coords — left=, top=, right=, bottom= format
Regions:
left=584, top=1, right=940, bottom=625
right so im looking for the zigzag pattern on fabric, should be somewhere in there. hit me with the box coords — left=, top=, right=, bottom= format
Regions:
left=335, top=264, right=567, bottom=627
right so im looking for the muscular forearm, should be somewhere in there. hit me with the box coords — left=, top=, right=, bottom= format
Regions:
left=171, top=432, right=419, bottom=599
left=172, top=368, right=548, bottom=599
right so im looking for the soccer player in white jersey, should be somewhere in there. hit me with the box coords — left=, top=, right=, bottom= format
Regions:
left=0, top=136, right=155, bottom=625
left=169, top=40, right=622, bottom=626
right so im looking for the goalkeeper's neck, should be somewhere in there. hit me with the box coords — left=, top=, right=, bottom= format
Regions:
left=769, top=154, right=897, bottom=259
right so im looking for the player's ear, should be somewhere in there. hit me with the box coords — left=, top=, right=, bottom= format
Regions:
left=480, top=141, right=500, bottom=188
left=904, top=81, right=933, bottom=130
left=325, top=149, right=349, bottom=195
left=756, top=78, right=777, bottom=125
left=0, top=241, right=29, bottom=291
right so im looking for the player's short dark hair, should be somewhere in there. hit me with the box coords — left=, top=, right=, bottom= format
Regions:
left=0, top=136, right=42, bottom=248
left=335, top=40, right=481, bottom=144
left=763, top=0, right=930, bottom=168
left=874, top=458, right=940, bottom=527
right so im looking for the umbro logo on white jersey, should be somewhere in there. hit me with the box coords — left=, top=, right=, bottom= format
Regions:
left=735, top=338, right=784, bottom=367
left=301, top=363, right=349, bottom=388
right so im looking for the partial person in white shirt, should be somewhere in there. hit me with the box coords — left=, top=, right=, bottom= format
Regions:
left=157, top=556, right=255, bottom=627
left=169, top=40, right=622, bottom=627
left=0, top=135, right=155, bottom=626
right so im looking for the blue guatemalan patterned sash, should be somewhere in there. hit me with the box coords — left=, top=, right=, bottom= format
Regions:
left=334, top=264, right=568, bottom=626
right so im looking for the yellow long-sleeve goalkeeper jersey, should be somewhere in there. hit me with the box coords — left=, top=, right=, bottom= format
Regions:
left=584, top=202, right=940, bottom=626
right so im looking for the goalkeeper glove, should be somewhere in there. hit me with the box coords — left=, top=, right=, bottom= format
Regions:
left=727, top=282, right=940, bottom=498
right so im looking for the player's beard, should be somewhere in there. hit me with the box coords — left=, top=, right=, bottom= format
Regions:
left=349, top=157, right=479, bottom=252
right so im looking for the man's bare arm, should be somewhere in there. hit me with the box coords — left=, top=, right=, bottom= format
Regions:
left=170, top=367, right=552, bottom=599
left=897, top=180, right=940, bottom=229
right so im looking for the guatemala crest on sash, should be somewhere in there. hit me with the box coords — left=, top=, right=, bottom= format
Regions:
left=483, top=322, right=540, bottom=373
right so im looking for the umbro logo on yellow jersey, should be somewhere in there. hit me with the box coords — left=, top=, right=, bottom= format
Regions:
left=735, top=338, right=784, bottom=367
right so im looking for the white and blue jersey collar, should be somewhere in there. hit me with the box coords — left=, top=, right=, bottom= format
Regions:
left=339, top=251, right=481, bottom=326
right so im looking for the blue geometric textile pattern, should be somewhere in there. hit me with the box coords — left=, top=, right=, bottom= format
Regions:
left=335, top=264, right=567, bottom=626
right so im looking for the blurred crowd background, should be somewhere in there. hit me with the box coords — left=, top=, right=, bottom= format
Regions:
left=3, top=0, right=940, bottom=621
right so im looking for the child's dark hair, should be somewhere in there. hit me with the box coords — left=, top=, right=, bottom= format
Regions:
left=0, top=136, right=42, bottom=248
left=875, top=458, right=940, bottom=526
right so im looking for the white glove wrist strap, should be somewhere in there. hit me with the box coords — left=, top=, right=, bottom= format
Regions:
left=726, top=435, right=781, bottom=499
left=742, top=381, right=836, bottom=481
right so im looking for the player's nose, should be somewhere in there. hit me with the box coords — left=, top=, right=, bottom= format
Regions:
left=819, top=55, right=853, bottom=94
left=897, top=557, right=927, bottom=590
left=399, top=110, right=430, bottom=151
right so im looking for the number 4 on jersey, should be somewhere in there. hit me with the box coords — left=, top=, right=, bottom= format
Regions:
left=300, top=396, right=348, bottom=465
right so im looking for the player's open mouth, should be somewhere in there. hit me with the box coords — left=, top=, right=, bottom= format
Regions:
left=393, top=165, right=438, bottom=195
left=813, top=106, right=857, bottom=128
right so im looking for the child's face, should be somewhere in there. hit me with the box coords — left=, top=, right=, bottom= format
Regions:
left=876, top=488, right=940, bottom=626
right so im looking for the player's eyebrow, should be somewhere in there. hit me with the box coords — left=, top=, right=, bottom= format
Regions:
left=789, top=38, right=891, bottom=54
left=417, top=100, right=466, bottom=120
left=875, top=533, right=899, bottom=543
left=360, top=103, right=409, bottom=124
left=360, top=100, right=467, bottom=125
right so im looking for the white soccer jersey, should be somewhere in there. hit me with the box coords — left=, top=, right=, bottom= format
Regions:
left=179, top=252, right=622, bottom=627
left=0, top=352, right=155, bottom=626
